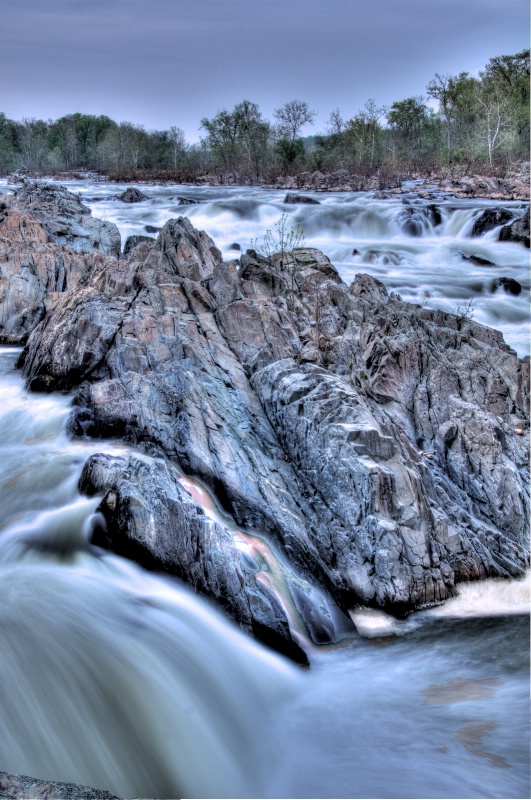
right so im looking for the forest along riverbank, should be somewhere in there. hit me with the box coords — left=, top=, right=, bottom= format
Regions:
left=0, top=179, right=529, bottom=798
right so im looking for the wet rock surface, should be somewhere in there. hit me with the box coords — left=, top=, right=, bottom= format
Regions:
left=498, top=206, right=530, bottom=248
left=10, top=182, right=121, bottom=257
left=17, top=184, right=529, bottom=629
left=491, top=277, right=522, bottom=295
left=470, top=208, right=515, bottom=237
left=115, top=187, right=148, bottom=203
left=0, top=771, right=119, bottom=800
left=284, top=193, right=320, bottom=204
left=79, top=452, right=309, bottom=663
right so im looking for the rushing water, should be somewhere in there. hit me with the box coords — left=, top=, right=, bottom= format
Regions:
left=26, top=177, right=530, bottom=357
left=0, top=180, right=529, bottom=798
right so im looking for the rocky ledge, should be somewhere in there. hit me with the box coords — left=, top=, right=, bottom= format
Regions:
left=3, top=183, right=529, bottom=657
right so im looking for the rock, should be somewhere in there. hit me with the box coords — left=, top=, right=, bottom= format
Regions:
left=177, top=196, right=200, bottom=205
left=145, top=224, right=161, bottom=233
left=123, top=234, right=154, bottom=256
left=20, top=206, right=530, bottom=617
left=0, top=183, right=118, bottom=344
left=460, top=253, right=495, bottom=266
left=397, top=206, right=435, bottom=236
left=0, top=771, right=120, bottom=799
left=79, top=453, right=309, bottom=663
left=9, top=181, right=121, bottom=258
left=229, top=242, right=241, bottom=251
left=426, top=203, right=442, bottom=226
left=490, top=277, right=522, bottom=295
left=498, top=206, right=530, bottom=248
left=284, top=193, right=320, bottom=204
left=470, top=208, right=514, bottom=237
left=116, top=187, right=148, bottom=203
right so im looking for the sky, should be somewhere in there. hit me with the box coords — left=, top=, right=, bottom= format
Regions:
left=0, top=0, right=529, bottom=141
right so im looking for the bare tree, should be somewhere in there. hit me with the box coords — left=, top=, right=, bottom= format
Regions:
left=326, top=108, right=344, bottom=135
left=274, top=100, right=316, bottom=141
left=168, top=126, right=187, bottom=170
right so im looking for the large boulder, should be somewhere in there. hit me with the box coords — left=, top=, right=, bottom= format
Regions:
left=116, top=187, right=148, bottom=203
left=498, top=206, right=530, bottom=248
left=470, top=207, right=514, bottom=237
left=21, top=208, right=529, bottom=618
left=79, top=453, right=309, bottom=662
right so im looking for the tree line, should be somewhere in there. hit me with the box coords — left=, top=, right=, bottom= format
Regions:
left=0, top=50, right=528, bottom=180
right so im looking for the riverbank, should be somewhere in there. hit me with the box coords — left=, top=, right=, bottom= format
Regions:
left=5, top=161, right=530, bottom=200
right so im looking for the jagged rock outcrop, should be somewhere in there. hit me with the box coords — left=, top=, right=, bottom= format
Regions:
left=20, top=190, right=530, bottom=619
left=498, top=206, right=530, bottom=248
left=123, top=234, right=154, bottom=256
left=397, top=204, right=441, bottom=236
left=79, top=452, right=308, bottom=663
left=0, top=183, right=120, bottom=343
left=0, top=771, right=119, bottom=800
left=10, top=182, right=121, bottom=257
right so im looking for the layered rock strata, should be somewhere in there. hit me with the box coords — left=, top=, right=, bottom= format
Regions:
left=17, top=189, right=529, bottom=627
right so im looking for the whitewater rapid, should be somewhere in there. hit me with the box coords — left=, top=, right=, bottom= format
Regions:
left=51, top=178, right=531, bottom=358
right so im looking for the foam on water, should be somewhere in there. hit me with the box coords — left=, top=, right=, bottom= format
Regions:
left=32, top=178, right=527, bottom=356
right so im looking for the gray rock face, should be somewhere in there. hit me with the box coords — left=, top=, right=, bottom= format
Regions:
left=498, top=206, right=530, bottom=248
left=0, top=185, right=119, bottom=344
left=123, top=234, right=154, bottom=256
left=21, top=198, right=529, bottom=619
left=11, top=182, right=121, bottom=257
left=79, top=453, right=308, bottom=662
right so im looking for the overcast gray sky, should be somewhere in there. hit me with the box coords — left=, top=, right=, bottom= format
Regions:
left=1, top=0, right=528, bottom=141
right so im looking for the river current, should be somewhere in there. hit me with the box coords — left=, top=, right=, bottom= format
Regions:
left=0, top=180, right=529, bottom=799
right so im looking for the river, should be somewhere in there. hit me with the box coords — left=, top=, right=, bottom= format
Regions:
left=0, top=180, right=529, bottom=799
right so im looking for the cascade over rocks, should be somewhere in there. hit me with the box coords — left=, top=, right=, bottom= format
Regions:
left=498, top=206, right=530, bottom=248
left=470, top=207, right=515, bottom=237
left=13, top=184, right=530, bottom=647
